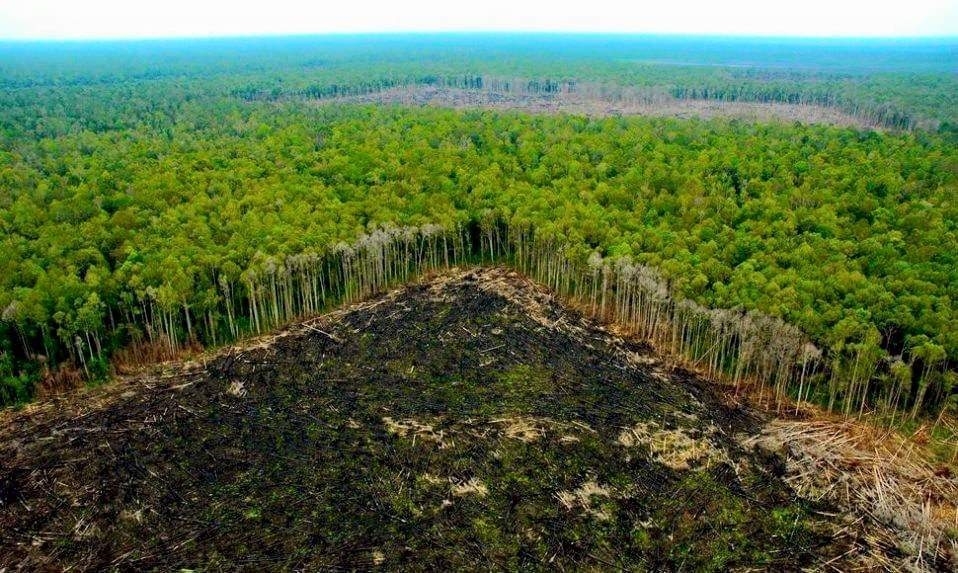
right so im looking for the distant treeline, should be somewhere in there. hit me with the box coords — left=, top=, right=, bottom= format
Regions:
left=2, top=35, right=954, bottom=129
left=668, top=84, right=919, bottom=131
left=231, top=73, right=922, bottom=131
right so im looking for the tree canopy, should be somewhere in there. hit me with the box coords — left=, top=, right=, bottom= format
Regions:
left=1, top=36, right=955, bottom=419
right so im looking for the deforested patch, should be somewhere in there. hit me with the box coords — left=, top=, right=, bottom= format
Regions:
left=315, top=85, right=882, bottom=129
left=618, top=421, right=730, bottom=471
left=0, top=266, right=874, bottom=571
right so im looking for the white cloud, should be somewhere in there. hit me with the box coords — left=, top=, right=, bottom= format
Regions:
left=0, top=0, right=955, bottom=39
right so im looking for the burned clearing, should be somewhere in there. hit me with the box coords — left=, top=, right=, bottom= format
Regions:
left=0, top=268, right=930, bottom=570
left=318, top=85, right=874, bottom=128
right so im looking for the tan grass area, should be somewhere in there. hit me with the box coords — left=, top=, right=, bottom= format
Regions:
left=617, top=421, right=730, bottom=471
left=557, top=480, right=615, bottom=521
left=451, top=477, right=489, bottom=498
left=486, top=416, right=595, bottom=443
left=382, top=417, right=454, bottom=449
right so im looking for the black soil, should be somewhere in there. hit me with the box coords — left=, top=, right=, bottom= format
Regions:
left=0, top=268, right=852, bottom=571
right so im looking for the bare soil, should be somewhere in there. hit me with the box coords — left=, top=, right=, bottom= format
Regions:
left=319, top=86, right=874, bottom=128
left=0, top=268, right=928, bottom=571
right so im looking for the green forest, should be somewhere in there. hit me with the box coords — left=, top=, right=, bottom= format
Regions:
left=1, top=35, right=956, bottom=422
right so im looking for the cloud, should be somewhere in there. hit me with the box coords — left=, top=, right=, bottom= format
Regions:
left=0, top=0, right=955, bottom=39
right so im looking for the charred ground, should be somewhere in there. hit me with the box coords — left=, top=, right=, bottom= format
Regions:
left=0, top=268, right=888, bottom=570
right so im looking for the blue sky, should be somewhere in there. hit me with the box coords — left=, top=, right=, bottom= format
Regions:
left=1, top=0, right=956, bottom=40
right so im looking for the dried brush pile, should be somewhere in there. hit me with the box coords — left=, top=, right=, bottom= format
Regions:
left=745, top=419, right=958, bottom=571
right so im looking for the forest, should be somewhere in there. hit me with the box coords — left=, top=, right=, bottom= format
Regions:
left=0, top=35, right=956, bottom=425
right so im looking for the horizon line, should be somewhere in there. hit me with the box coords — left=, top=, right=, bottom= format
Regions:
left=2, top=30, right=957, bottom=44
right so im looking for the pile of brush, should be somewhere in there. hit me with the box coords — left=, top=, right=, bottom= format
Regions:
left=746, top=419, right=958, bottom=571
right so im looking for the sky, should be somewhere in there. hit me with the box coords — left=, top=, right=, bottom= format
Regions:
left=0, top=0, right=956, bottom=40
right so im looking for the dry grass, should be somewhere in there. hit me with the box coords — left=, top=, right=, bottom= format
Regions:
left=489, top=416, right=549, bottom=443
left=486, top=416, right=595, bottom=443
left=744, top=419, right=958, bottom=571
left=33, top=364, right=86, bottom=400
left=617, top=421, right=730, bottom=471
left=226, top=380, right=246, bottom=397
left=557, top=480, right=614, bottom=521
left=371, top=550, right=385, bottom=565
left=110, top=339, right=203, bottom=374
left=451, top=477, right=489, bottom=498
left=419, top=473, right=488, bottom=503
left=382, top=417, right=454, bottom=449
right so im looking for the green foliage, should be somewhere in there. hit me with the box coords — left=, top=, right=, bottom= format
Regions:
left=0, top=37, right=955, bottom=415
left=0, top=350, right=35, bottom=406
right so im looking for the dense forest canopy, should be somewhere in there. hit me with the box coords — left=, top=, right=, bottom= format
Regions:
left=0, top=35, right=956, bottom=418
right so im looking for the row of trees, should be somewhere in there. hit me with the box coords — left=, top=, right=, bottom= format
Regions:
left=511, top=230, right=953, bottom=421
left=234, top=76, right=589, bottom=102
left=669, top=84, right=918, bottom=130
left=7, top=211, right=948, bottom=421
left=116, top=225, right=467, bottom=355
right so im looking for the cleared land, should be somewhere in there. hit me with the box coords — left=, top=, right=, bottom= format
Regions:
left=320, top=85, right=876, bottom=128
left=1, top=269, right=955, bottom=570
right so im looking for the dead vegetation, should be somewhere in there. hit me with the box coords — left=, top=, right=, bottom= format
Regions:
left=319, top=85, right=875, bottom=128
left=486, top=416, right=594, bottom=443
left=451, top=477, right=489, bottom=498
left=557, top=480, right=615, bottom=521
left=618, top=421, right=731, bottom=471
left=744, top=418, right=958, bottom=570
left=382, top=416, right=453, bottom=448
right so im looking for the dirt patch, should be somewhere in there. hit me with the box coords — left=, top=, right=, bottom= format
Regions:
left=317, top=85, right=876, bottom=128
left=0, top=267, right=897, bottom=570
